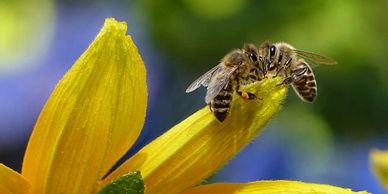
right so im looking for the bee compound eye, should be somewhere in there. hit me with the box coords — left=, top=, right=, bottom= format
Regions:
left=249, top=53, right=257, bottom=62
left=269, top=46, right=276, bottom=57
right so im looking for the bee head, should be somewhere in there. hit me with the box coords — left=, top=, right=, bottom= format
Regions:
left=243, top=43, right=259, bottom=63
left=258, top=42, right=279, bottom=74
left=224, top=50, right=244, bottom=67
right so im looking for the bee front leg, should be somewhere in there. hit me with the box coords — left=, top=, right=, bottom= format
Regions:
left=273, top=66, right=284, bottom=78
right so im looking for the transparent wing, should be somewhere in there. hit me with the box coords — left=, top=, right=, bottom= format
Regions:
left=185, top=65, right=221, bottom=93
left=205, top=65, right=239, bottom=104
left=295, top=50, right=337, bottom=65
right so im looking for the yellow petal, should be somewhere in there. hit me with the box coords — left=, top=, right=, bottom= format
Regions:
left=0, top=164, right=31, bottom=194
left=21, top=18, right=147, bottom=194
left=370, top=149, right=388, bottom=189
left=181, top=181, right=368, bottom=194
left=100, top=77, right=287, bottom=194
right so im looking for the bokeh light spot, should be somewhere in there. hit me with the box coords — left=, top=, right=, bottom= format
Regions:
left=0, top=0, right=54, bottom=75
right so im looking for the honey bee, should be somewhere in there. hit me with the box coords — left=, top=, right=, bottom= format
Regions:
left=186, top=44, right=264, bottom=122
left=258, top=42, right=337, bottom=102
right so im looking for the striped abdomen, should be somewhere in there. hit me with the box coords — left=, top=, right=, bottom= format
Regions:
left=291, top=64, right=317, bottom=103
left=210, top=83, right=233, bottom=122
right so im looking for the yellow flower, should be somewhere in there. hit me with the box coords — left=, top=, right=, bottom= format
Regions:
left=370, top=149, right=388, bottom=189
left=0, top=18, right=367, bottom=194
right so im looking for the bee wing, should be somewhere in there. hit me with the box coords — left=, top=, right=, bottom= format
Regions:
left=185, top=65, right=222, bottom=93
left=295, top=50, right=337, bottom=66
left=205, top=65, right=239, bottom=104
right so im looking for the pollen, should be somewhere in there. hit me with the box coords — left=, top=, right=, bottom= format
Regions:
left=241, top=91, right=250, bottom=99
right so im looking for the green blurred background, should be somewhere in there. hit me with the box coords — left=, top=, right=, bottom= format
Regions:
left=0, top=0, right=387, bottom=193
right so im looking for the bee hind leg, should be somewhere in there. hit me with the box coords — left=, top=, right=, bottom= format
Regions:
left=208, top=103, right=213, bottom=111
left=237, top=91, right=261, bottom=100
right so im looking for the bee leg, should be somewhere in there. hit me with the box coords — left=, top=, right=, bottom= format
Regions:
left=285, top=57, right=292, bottom=68
left=276, top=64, right=307, bottom=86
left=273, top=57, right=292, bottom=78
left=237, top=91, right=260, bottom=100
left=276, top=76, right=295, bottom=86
left=273, top=66, right=284, bottom=78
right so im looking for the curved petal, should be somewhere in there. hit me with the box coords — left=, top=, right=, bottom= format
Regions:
left=22, top=18, right=147, bottom=194
left=100, top=77, right=287, bottom=194
left=370, top=149, right=388, bottom=189
left=181, top=181, right=368, bottom=194
left=0, top=164, right=31, bottom=194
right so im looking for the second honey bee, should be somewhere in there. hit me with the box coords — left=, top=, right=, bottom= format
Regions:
left=258, top=42, right=337, bottom=102
left=186, top=44, right=264, bottom=122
